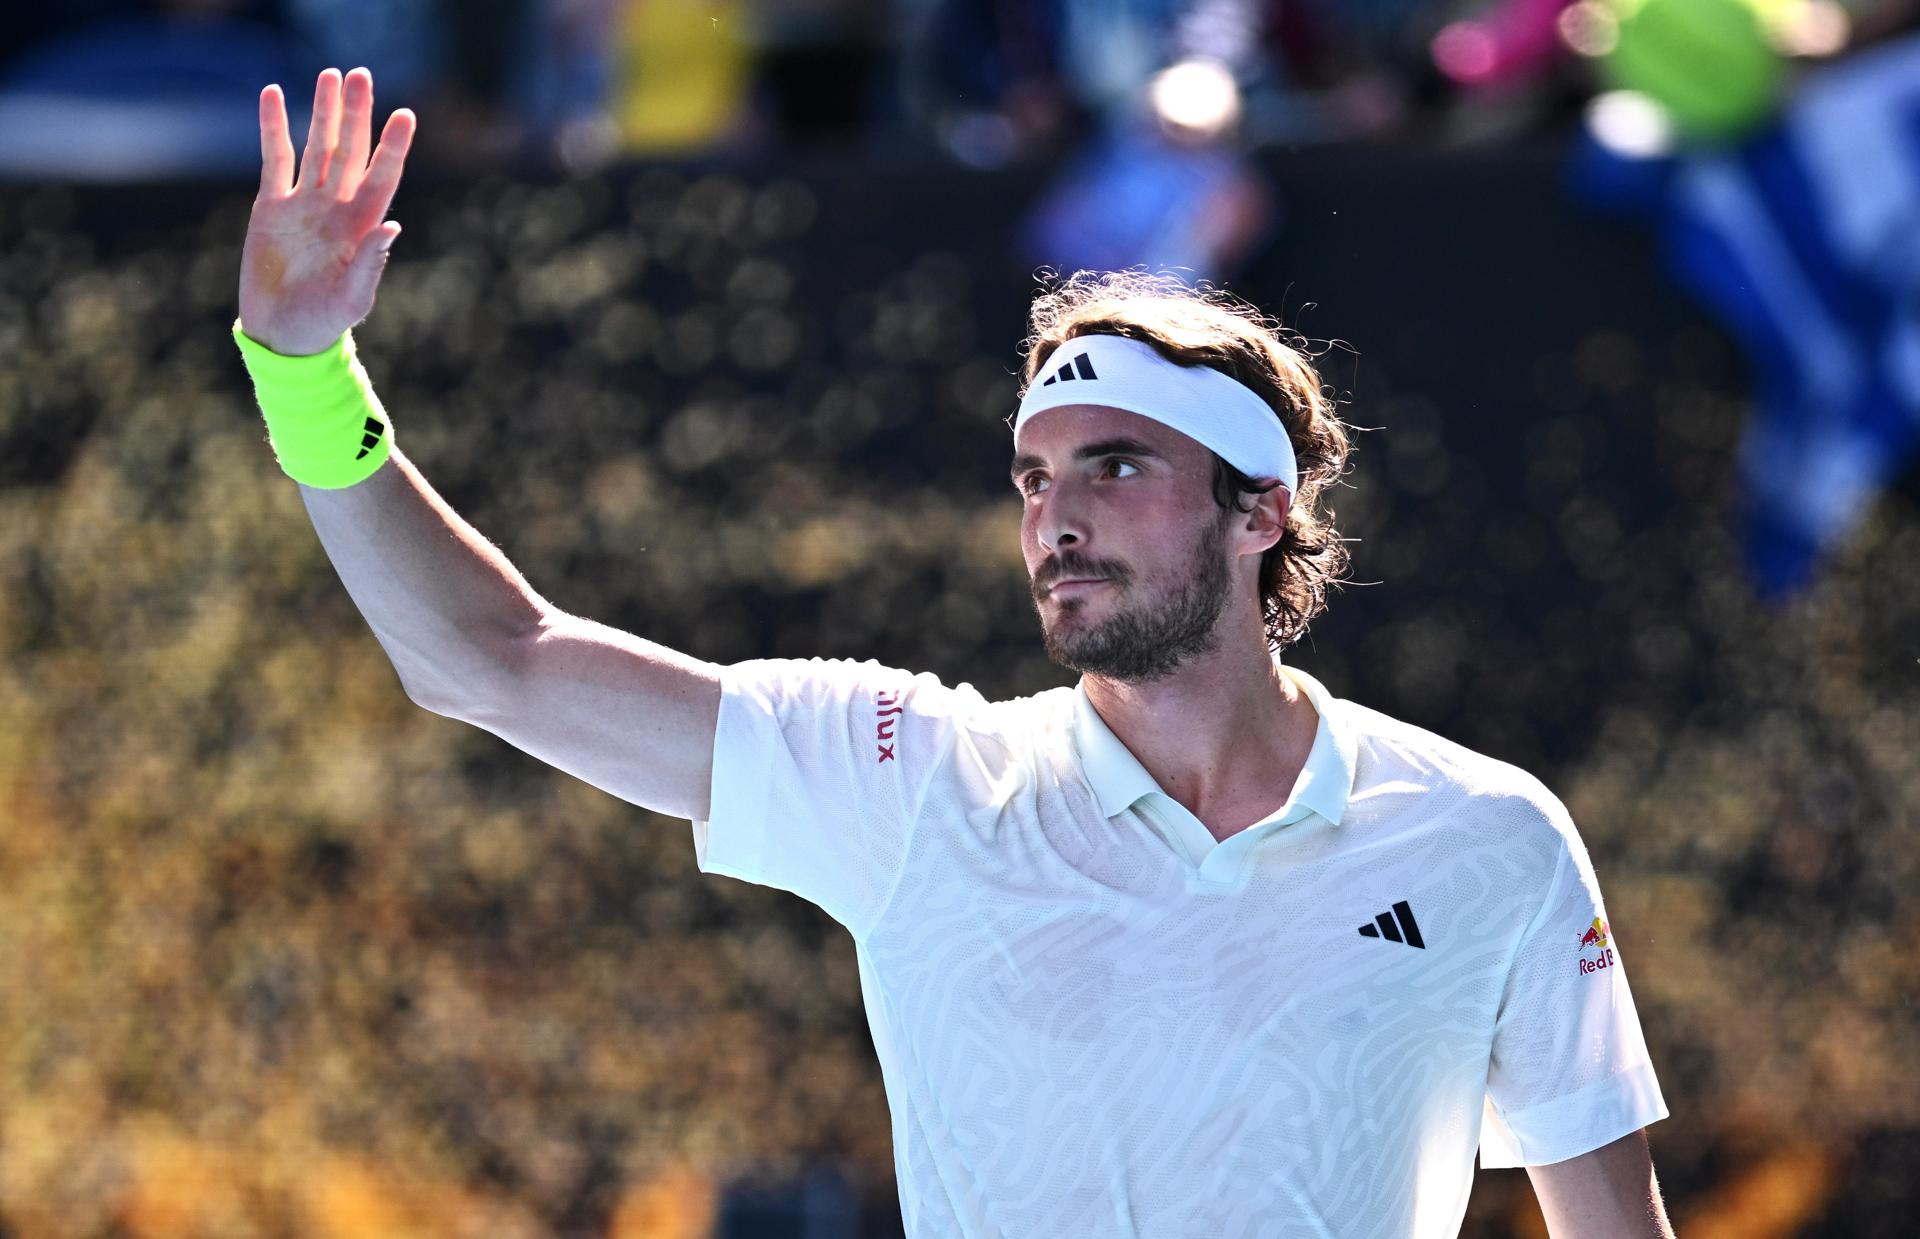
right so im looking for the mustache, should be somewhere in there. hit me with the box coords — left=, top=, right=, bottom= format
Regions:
left=1032, top=553, right=1131, bottom=597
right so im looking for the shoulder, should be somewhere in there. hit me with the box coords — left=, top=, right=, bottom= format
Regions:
left=724, top=657, right=979, bottom=713
left=723, top=657, right=1074, bottom=744
left=1338, top=697, right=1583, bottom=858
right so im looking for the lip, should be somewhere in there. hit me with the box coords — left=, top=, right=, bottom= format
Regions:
left=1047, top=578, right=1110, bottom=598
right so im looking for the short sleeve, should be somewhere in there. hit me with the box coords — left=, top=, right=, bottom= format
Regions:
left=1479, top=799, right=1669, bottom=1168
left=691, top=658, right=965, bottom=939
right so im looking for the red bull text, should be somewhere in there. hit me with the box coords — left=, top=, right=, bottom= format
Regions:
left=1576, top=918, right=1614, bottom=975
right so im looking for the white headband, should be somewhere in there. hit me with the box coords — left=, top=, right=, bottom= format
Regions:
left=1013, top=335, right=1297, bottom=496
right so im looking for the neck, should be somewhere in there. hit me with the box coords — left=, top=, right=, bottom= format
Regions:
left=1081, top=613, right=1319, bottom=838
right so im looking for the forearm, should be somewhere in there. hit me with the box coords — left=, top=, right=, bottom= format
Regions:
left=1530, top=1131, right=1676, bottom=1239
left=237, top=72, right=535, bottom=714
left=298, top=443, right=549, bottom=713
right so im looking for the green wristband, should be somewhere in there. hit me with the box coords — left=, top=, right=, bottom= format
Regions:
left=232, top=320, right=394, bottom=489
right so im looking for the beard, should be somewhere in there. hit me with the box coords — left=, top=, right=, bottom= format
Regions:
left=1032, top=513, right=1234, bottom=683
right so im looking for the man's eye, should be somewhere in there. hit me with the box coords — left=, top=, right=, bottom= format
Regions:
left=1102, top=459, right=1139, bottom=478
left=1018, top=474, right=1049, bottom=496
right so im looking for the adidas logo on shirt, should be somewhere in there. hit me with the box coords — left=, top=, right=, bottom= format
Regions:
left=1040, top=353, right=1099, bottom=386
left=1357, top=900, right=1425, bottom=949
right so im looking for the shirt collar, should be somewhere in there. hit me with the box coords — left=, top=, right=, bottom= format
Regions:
left=1070, top=663, right=1357, bottom=828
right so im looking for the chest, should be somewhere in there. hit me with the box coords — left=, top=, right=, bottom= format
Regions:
left=872, top=753, right=1528, bottom=1092
left=872, top=837, right=1508, bottom=1100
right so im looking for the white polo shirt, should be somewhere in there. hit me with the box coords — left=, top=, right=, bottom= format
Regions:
left=692, top=658, right=1667, bottom=1239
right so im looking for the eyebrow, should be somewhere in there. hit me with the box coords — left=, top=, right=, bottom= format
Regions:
left=1009, top=436, right=1165, bottom=482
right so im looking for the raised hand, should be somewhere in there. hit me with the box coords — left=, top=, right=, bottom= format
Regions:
left=239, top=68, right=415, bottom=356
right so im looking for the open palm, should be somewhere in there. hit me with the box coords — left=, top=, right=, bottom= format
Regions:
left=238, top=68, right=415, bottom=357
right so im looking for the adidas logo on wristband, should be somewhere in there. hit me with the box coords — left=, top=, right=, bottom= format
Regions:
left=355, top=416, right=385, bottom=459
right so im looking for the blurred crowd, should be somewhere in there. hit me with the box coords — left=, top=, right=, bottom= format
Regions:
left=9, top=0, right=1920, bottom=309
left=10, top=1, right=1920, bottom=356
left=3, top=0, right=1918, bottom=180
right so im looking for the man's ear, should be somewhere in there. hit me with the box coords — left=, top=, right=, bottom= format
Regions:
left=1237, top=484, right=1290, bottom=557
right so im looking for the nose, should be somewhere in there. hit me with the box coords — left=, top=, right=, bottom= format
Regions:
left=1035, top=485, right=1086, bottom=554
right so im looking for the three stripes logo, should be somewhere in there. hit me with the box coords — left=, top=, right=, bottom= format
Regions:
left=1357, top=900, right=1425, bottom=949
left=355, top=417, right=385, bottom=460
left=1041, top=353, right=1099, bottom=386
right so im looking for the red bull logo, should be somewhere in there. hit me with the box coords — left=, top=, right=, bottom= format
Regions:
left=1576, top=918, right=1614, bottom=975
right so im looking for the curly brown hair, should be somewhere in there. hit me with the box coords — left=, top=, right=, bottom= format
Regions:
left=1018, top=270, right=1353, bottom=652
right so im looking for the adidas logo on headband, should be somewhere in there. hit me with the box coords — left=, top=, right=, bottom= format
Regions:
left=1041, top=353, right=1099, bottom=386
left=1014, top=334, right=1299, bottom=496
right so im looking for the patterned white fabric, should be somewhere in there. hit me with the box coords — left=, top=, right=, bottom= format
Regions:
left=691, top=659, right=1667, bottom=1238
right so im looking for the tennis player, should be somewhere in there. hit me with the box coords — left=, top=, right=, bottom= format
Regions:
left=238, top=68, right=1676, bottom=1239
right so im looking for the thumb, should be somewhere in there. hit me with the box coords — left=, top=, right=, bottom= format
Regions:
left=344, top=221, right=402, bottom=310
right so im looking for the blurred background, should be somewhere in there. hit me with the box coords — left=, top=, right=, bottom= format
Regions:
left=2, top=0, right=1918, bottom=1235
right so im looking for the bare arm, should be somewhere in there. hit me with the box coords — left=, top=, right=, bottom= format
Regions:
left=244, top=68, right=719, bottom=821
left=1528, top=1129, right=1676, bottom=1239
left=298, top=448, right=720, bottom=820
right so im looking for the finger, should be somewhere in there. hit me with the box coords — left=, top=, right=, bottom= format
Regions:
left=296, top=67, right=343, bottom=191
left=352, top=109, right=417, bottom=221
left=258, top=84, right=295, bottom=195
left=344, top=221, right=403, bottom=308
left=331, top=67, right=375, bottom=195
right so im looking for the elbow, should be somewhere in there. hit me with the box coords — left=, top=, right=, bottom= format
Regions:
left=401, top=676, right=468, bottom=720
left=389, top=628, right=533, bottom=724
left=391, top=656, right=469, bottom=717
